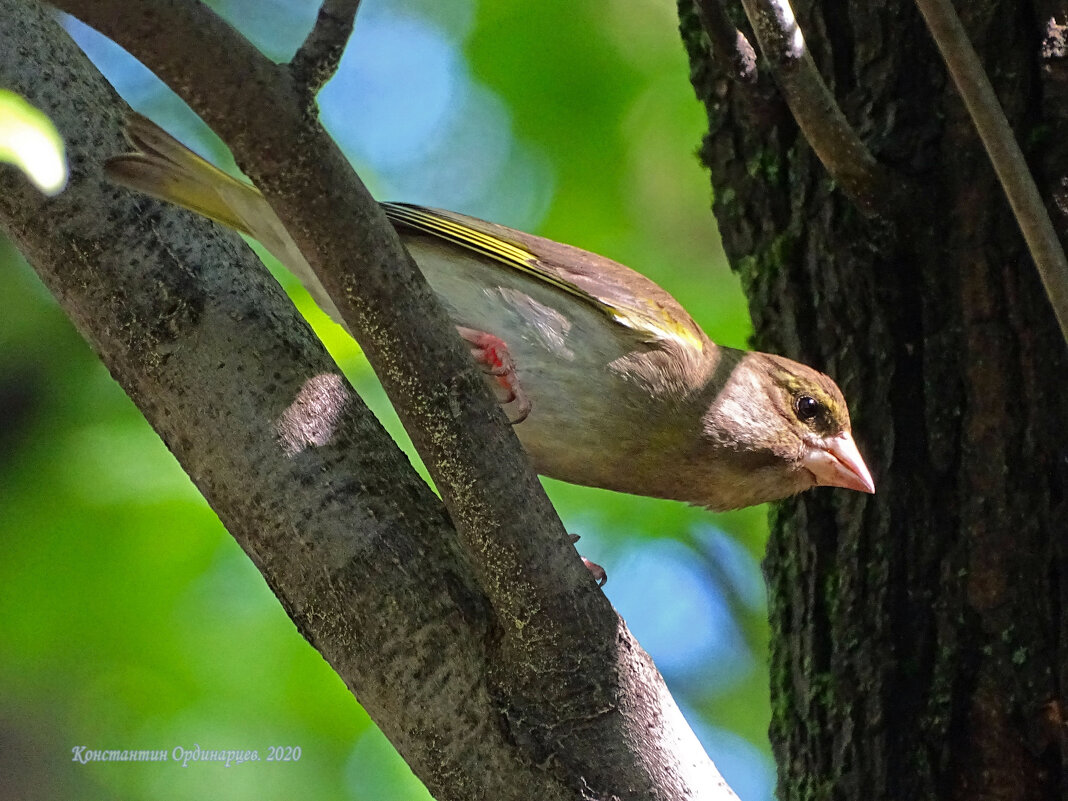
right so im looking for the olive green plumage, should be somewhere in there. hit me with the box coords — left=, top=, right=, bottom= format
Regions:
left=106, top=114, right=874, bottom=510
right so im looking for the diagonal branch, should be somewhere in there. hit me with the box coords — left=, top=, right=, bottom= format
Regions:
left=50, top=0, right=597, bottom=642
left=0, top=3, right=525, bottom=794
left=290, top=0, right=361, bottom=97
left=914, top=0, right=1068, bottom=346
left=737, top=0, right=895, bottom=214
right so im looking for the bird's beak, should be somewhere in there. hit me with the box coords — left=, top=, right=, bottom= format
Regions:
left=803, top=432, right=876, bottom=495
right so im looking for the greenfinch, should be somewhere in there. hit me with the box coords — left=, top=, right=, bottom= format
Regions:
left=107, top=114, right=874, bottom=511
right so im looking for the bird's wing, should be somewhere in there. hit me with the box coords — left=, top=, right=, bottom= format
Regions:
left=383, top=203, right=708, bottom=354
left=107, top=115, right=707, bottom=354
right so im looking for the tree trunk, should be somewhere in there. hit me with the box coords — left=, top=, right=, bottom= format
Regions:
left=679, top=0, right=1068, bottom=798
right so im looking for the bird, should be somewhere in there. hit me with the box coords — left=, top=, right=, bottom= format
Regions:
left=106, top=113, right=874, bottom=512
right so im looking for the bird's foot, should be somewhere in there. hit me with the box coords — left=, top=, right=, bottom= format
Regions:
left=569, top=533, right=607, bottom=586
left=456, top=327, right=531, bottom=424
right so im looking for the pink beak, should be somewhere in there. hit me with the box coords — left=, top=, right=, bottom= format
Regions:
left=802, top=431, right=876, bottom=495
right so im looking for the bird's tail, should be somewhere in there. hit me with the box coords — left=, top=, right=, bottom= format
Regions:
left=106, top=113, right=263, bottom=237
left=105, top=114, right=343, bottom=324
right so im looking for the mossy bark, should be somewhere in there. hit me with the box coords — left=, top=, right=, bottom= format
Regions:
left=679, top=1, right=1068, bottom=798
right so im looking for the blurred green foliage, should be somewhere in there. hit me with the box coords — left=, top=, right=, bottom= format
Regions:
left=0, top=1, right=774, bottom=799
left=0, top=89, right=67, bottom=195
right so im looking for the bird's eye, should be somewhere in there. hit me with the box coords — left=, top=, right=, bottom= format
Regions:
left=795, top=395, right=822, bottom=421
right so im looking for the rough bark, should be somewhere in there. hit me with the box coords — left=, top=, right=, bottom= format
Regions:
left=0, top=1, right=739, bottom=799
left=679, top=0, right=1068, bottom=798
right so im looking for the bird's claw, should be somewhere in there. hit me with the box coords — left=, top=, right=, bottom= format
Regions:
left=456, top=326, right=532, bottom=424
left=569, top=533, right=607, bottom=586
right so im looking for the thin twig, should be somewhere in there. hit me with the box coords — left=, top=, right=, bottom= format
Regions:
left=914, top=0, right=1068, bottom=346
left=694, top=0, right=758, bottom=83
left=290, top=0, right=361, bottom=96
left=738, top=0, right=893, bottom=215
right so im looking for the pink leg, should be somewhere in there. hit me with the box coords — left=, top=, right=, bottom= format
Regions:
left=456, top=327, right=532, bottom=424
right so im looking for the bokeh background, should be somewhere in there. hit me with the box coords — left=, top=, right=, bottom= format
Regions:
left=0, top=1, right=776, bottom=798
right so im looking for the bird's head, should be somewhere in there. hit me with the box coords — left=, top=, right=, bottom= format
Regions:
left=695, top=351, right=875, bottom=510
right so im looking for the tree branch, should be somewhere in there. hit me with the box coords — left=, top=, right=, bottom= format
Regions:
left=290, top=0, right=361, bottom=97
left=737, top=0, right=894, bottom=214
left=914, top=0, right=1068, bottom=346
left=6, top=1, right=741, bottom=797
left=50, top=0, right=597, bottom=650
left=0, top=4, right=536, bottom=795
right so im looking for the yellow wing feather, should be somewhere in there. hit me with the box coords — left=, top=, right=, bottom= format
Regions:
left=383, top=203, right=706, bottom=353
